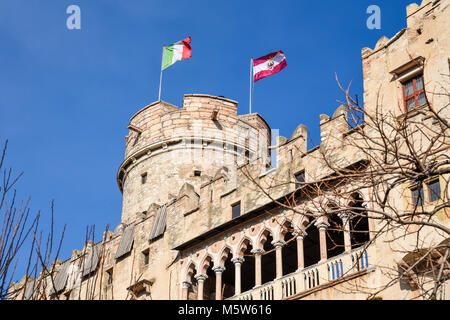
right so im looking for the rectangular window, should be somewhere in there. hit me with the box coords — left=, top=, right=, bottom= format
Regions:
left=141, top=173, right=147, bottom=184
left=143, top=250, right=149, bottom=266
left=402, top=75, right=427, bottom=111
left=133, top=132, right=141, bottom=146
left=106, top=269, right=113, bottom=285
left=232, top=202, right=241, bottom=219
left=411, top=185, right=425, bottom=207
left=295, top=171, right=305, bottom=189
left=427, top=179, right=441, bottom=202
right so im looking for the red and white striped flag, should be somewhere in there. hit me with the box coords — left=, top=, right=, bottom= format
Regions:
left=253, top=50, right=287, bottom=82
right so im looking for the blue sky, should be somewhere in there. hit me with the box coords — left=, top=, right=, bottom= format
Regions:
left=0, top=0, right=416, bottom=280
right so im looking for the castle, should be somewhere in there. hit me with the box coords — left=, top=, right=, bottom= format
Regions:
left=10, top=0, right=450, bottom=300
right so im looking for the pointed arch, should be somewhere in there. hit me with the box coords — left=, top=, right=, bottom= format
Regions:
left=237, top=237, right=252, bottom=257
left=184, top=260, right=197, bottom=282
left=217, top=246, right=232, bottom=267
left=280, top=218, right=296, bottom=239
left=348, top=192, right=370, bottom=248
left=199, top=255, right=213, bottom=275
left=257, top=228, right=274, bottom=249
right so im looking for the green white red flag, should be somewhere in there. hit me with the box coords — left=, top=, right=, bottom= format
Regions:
left=162, top=37, right=192, bottom=70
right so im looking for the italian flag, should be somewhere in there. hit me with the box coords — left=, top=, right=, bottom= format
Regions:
left=162, top=37, right=192, bottom=70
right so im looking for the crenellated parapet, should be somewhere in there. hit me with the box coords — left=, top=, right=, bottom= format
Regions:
left=118, top=94, right=272, bottom=224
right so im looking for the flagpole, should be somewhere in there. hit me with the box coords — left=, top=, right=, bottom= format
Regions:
left=158, top=46, right=164, bottom=101
left=249, top=57, right=253, bottom=114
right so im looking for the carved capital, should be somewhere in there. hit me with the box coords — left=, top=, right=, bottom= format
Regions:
left=212, top=266, right=226, bottom=274
left=338, top=212, right=351, bottom=223
left=271, top=240, right=286, bottom=247
left=293, top=229, right=307, bottom=239
left=194, top=274, right=208, bottom=282
left=314, top=220, right=330, bottom=230
left=231, top=257, right=245, bottom=265
left=250, top=248, right=265, bottom=255
left=181, top=281, right=191, bottom=289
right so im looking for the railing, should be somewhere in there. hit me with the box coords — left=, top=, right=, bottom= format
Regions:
left=327, top=258, right=344, bottom=281
left=229, top=245, right=373, bottom=300
left=352, top=249, right=369, bottom=271
left=238, top=292, right=253, bottom=300
left=259, top=284, right=274, bottom=300
left=281, top=276, right=297, bottom=298
left=301, top=266, right=320, bottom=290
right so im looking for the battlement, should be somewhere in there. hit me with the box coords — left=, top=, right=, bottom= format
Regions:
left=124, top=94, right=269, bottom=158
left=118, top=94, right=272, bottom=223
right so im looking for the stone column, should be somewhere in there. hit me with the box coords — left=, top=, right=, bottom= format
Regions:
left=272, top=240, right=285, bottom=278
left=194, top=274, right=208, bottom=300
left=212, top=266, right=225, bottom=300
left=231, top=257, right=245, bottom=295
left=251, top=248, right=264, bottom=287
left=181, top=281, right=191, bottom=300
left=315, top=220, right=330, bottom=261
left=295, top=230, right=306, bottom=270
left=338, top=212, right=352, bottom=252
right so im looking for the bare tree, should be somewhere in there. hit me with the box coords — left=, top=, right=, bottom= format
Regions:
left=0, top=140, right=69, bottom=300
left=238, top=64, right=450, bottom=300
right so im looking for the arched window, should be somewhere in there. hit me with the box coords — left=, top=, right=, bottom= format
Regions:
left=221, top=249, right=235, bottom=300
left=187, top=266, right=197, bottom=300
left=201, top=257, right=215, bottom=300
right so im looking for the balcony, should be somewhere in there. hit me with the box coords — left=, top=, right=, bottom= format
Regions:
left=227, top=246, right=374, bottom=300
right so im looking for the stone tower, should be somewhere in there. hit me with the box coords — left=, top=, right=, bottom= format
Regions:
left=117, top=94, right=272, bottom=224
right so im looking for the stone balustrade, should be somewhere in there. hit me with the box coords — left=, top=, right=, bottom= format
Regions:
left=228, top=246, right=373, bottom=300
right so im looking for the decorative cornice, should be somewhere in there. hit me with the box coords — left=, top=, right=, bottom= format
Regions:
left=117, top=136, right=252, bottom=193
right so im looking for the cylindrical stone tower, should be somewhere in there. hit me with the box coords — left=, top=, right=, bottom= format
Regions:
left=117, top=94, right=271, bottom=224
